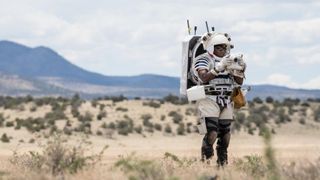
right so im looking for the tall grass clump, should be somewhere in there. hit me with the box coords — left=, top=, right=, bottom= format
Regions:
left=10, top=133, right=107, bottom=178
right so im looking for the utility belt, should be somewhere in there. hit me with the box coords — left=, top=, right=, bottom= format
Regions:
left=204, top=86, right=232, bottom=96
left=205, top=90, right=232, bottom=96
left=204, top=86, right=232, bottom=108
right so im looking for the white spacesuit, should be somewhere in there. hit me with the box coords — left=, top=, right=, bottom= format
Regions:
left=191, top=32, right=246, bottom=166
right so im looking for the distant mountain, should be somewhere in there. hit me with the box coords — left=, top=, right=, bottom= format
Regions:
left=246, top=84, right=320, bottom=100
left=0, top=40, right=319, bottom=99
left=0, top=40, right=178, bottom=89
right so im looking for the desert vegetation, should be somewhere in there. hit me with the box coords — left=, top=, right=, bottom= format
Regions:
left=0, top=94, right=319, bottom=179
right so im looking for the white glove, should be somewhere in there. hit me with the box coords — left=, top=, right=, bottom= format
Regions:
left=215, top=57, right=233, bottom=72
left=227, top=54, right=246, bottom=71
left=234, top=54, right=246, bottom=70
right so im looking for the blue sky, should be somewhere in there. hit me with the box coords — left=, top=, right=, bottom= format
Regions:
left=0, top=0, right=319, bottom=89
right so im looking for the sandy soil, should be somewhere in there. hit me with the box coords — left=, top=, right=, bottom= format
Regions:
left=1, top=99, right=319, bottom=165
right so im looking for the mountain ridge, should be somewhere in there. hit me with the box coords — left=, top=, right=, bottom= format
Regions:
left=0, top=40, right=319, bottom=99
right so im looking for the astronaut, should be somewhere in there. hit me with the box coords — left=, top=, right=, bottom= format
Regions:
left=191, top=32, right=246, bottom=166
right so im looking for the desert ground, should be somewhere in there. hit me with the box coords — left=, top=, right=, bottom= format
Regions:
left=0, top=97, right=319, bottom=179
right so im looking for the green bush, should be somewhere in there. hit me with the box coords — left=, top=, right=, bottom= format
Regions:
left=115, top=154, right=164, bottom=180
left=185, top=107, right=197, bottom=116
left=265, top=96, right=274, bottom=103
left=314, top=107, right=320, bottom=122
left=63, top=127, right=72, bottom=135
left=163, top=94, right=188, bottom=105
left=299, top=118, right=306, bottom=125
left=5, top=121, right=14, bottom=127
left=154, top=123, right=162, bottom=131
left=10, top=134, right=108, bottom=177
left=45, top=109, right=67, bottom=121
left=78, top=112, right=93, bottom=123
left=164, top=124, right=172, bottom=134
left=108, top=122, right=116, bottom=129
left=134, top=125, right=143, bottom=134
left=96, top=130, right=103, bottom=136
left=0, top=113, right=5, bottom=127
left=176, top=123, right=185, bottom=135
left=253, top=97, right=263, bottom=104
left=30, top=106, right=37, bottom=112
left=117, top=119, right=134, bottom=136
left=1, top=133, right=10, bottom=143
left=101, top=122, right=108, bottom=129
left=116, top=107, right=128, bottom=112
left=234, top=155, right=267, bottom=179
left=142, top=101, right=161, bottom=108
left=168, top=111, right=183, bottom=124
left=29, top=138, right=35, bottom=143
left=97, top=111, right=107, bottom=120
left=141, top=114, right=152, bottom=121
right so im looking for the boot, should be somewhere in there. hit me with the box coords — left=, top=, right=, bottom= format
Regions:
left=201, top=135, right=213, bottom=161
left=216, top=132, right=230, bottom=167
left=216, top=145, right=228, bottom=167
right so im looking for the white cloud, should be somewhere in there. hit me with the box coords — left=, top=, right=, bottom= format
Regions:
left=0, top=0, right=319, bottom=88
left=258, top=73, right=320, bottom=89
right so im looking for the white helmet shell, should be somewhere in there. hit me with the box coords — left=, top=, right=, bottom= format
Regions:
left=202, top=32, right=233, bottom=56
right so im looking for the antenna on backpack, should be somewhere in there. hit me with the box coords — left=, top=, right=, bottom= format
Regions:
left=205, top=21, right=210, bottom=33
left=187, top=19, right=191, bottom=35
left=194, top=26, right=197, bottom=35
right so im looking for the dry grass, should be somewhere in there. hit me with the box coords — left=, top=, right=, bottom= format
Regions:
left=0, top=97, right=320, bottom=179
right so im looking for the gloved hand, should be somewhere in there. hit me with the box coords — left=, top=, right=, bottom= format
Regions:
left=215, top=57, right=233, bottom=72
left=234, top=54, right=246, bottom=70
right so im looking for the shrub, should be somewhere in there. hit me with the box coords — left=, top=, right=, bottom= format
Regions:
left=299, top=118, right=306, bottom=125
left=168, top=111, right=183, bottom=124
left=233, top=155, right=267, bottom=179
left=143, top=119, right=153, bottom=128
left=5, top=121, right=14, bottom=127
left=29, top=138, right=35, bottom=143
left=115, top=154, right=164, bottom=180
left=91, top=100, right=98, bottom=108
left=97, top=111, right=107, bottom=120
left=160, top=115, right=166, bottom=121
left=116, top=107, right=128, bottom=112
left=154, top=123, right=162, bottom=131
left=74, top=122, right=92, bottom=134
left=108, top=122, right=116, bottom=129
left=142, top=100, right=161, bottom=108
left=253, top=97, right=263, bottom=104
left=96, top=130, right=103, bottom=136
left=45, top=109, right=67, bottom=121
left=0, top=113, right=5, bottom=127
left=141, top=114, right=152, bottom=121
left=1, top=133, right=10, bottom=143
left=164, top=124, right=172, bottom=134
left=185, top=107, right=197, bottom=116
left=265, top=96, right=274, bottom=103
left=63, top=127, right=72, bottom=136
left=30, top=106, right=37, bottom=112
left=117, top=119, right=134, bottom=136
left=78, top=112, right=93, bottom=123
left=235, top=112, right=246, bottom=124
left=314, top=107, right=320, bottom=122
left=163, top=94, right=188, bottom=105
left=101, top=122, right=108, bottom=129
left=99, top=104, right=106, bottom=111
left=134, top=125, right=143, bottom=134
left=176, top=123, right=185, bottom=135
left=10, top=134, right=108, bottom=177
